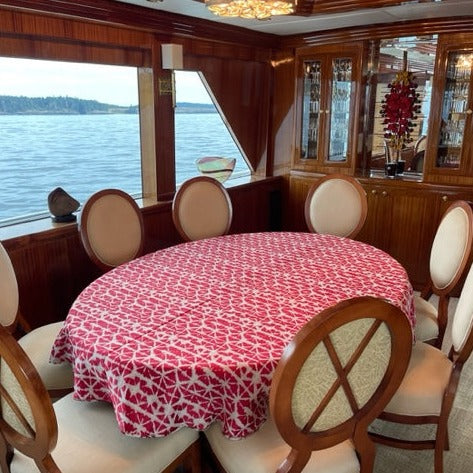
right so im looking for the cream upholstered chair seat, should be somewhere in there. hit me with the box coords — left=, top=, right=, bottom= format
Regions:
left=205, top=419, right=359, bottom=473
left=413, top=296, right=440, bottom=342
left=205, top=297, right=412, bottom=473
left=414, top=200, right=473, bottom=346
left=304, top=174, right=367, bottom=239
left=0, top=241, right=73, bottom=398
left=10, top=395, right=199, bottom=473
left=172, top=176, right=233, bottom=242
left=17, top=321, right=73, bottom=394
left=79, top=188, right=145, bottom=271
left=0, top=324, right=201, bottom=473
left=372, top=257, right=473, bottom=473
left=383, top=342, right=451, bottom=417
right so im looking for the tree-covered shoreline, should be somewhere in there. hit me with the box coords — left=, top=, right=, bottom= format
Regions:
left=0, top=95, right=216, bottom=115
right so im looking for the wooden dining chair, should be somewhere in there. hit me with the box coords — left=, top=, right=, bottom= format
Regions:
left=172, top=176, right=233, bottom=242
left=0, top=323, right=201, bottom=473
left=79, top=188, right=145, bottom=272
left=0, top=241, right=73, bottom=399
left=414, top=200, right=473, bottom=347
left=204, top=296, right=412, bottom=473
left=370, top=259, right=473, bottom=473
left=304, top=174, right=368, bottom=239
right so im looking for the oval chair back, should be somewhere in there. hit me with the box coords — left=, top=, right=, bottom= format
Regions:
left=0, top=242, right=19, bottom=329
left=304, top=174, right=368, bottom=239
left=429, top=200, right=473, bottom=295
left=415, top=200, right=473, bottom=346
left=172, top=176, right=233, bottom=242
left=451, top=260, right=473, bottom=363
left=269, top=296, right=412, bottom=472
left=79, top=189, right=144, bottom=272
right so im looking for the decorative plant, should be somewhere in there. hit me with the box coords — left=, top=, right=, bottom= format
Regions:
left=380, top=70, right=421, bottom=160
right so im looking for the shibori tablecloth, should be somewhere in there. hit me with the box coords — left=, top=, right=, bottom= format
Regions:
left=51, top=232, right=414, bottom=439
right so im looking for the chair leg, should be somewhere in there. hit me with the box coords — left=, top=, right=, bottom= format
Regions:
left=435, top=419, right=449, bottom=473
left=435, top=296, right=449, bottom=349
left=0, top=433, right=11, bottom=473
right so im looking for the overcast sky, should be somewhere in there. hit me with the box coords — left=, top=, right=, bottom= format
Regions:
left=0, top=57, right=211, bottom=105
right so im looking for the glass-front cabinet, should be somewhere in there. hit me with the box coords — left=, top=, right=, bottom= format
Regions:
left=295, top=43, right=364, bottom=173
left=425, top=34, right=473, bottom=182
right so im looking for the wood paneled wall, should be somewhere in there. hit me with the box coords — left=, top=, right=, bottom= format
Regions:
left=2, top=178, right=282, bottom=330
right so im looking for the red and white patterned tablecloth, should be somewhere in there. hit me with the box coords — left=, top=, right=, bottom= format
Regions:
left=51, top=232, right=414, bottom=439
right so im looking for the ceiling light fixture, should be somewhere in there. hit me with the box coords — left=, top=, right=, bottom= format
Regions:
left=205, top=0, right=296, bottom=20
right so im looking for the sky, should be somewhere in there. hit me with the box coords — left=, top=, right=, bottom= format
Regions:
left=0, top=57, right=212, bottom=105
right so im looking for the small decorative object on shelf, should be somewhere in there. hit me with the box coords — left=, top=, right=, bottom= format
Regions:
left=195, top=157, right=236, bottom=183
left=48, top=187, right=80, bottom=223
left=381, top=56, right=421, bottom=177
left=385, top=161, right=397, bottom=178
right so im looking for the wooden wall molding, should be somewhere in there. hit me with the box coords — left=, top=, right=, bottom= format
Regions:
left=0, top=0, right=279, bottom=50
left=281, top=16, right=473, bottom=48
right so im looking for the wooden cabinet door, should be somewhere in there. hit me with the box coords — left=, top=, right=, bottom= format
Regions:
left=388, top=188, right=438, bottom=287
left=424, top=33, right=473, bottom=185
left=358, top=181, right=440, bottom=289
left=294, top=42, right=365, bottom=174
left=357, top=183, right=393, bottom=252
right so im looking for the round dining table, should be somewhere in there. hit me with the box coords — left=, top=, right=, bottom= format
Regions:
left=51, top=231, right=414, bottom=439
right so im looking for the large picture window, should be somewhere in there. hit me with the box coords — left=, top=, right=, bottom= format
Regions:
left=0, top=57, right=141, bottom=225
left=174, top=71, right=250, bottom=185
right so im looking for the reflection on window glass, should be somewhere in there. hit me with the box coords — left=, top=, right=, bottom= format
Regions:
left=174, top=71, right=250, bottom=185
left=0, top=57, right=140, bottom=225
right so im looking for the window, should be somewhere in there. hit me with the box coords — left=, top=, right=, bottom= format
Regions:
left=174, top=71, right=250, bottom=185
left=0, top=57, right=141, bottom=225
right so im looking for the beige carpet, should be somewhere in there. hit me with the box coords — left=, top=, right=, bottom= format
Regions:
left=372, top=295, right=473, bottom=473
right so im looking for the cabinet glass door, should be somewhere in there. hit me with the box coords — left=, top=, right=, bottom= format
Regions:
left=301, top=60, right=322, bottom=159
left=437, top=51, right=473, bottom=168
left=328, top=57, right=352, bottom=162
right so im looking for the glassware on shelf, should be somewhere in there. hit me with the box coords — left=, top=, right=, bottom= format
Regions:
left=328, top=58, right=352, bottom=161
left=436, top=51, right=473, bottom=169
left=301, top=60, right=322, bottom=159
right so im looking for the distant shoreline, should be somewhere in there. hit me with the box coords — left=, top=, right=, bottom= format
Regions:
left=0, top=95, right=217, bottom=115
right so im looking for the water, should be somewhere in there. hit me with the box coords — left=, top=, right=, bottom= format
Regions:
left=0, top=113, right=249, bottom=223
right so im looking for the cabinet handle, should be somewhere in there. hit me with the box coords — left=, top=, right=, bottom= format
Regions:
left=382, top=191, right=388, bottom=197
left=466, top=109, right=473, bottom=115
left=371, top=189, right=377, bottom=195
left=442, top=195, right=448, bottom=202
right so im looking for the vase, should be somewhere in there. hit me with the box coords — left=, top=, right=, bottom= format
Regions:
left=385, top=161, right=397, bottom=178
left=396, top=160, right=405, bottom=175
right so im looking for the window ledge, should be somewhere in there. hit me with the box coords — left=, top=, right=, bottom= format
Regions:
left=0, top=174, right=271, bottom=242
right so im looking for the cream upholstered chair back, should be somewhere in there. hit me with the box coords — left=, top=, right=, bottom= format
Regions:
left=304, top=174, right=368, bottom=239
left=79, top=189, right=144, bottom=272
left=172, top=176, right=233, bottom=242
left=0, top=324, right=58, bottom=471
left=429, top=200, right=473, bottom=293
left=0, top=242, right=19, bottom=328
left=269, top=297, right=412, bottom=470
left=451, top=261, right=473, bottom=357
